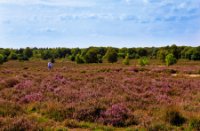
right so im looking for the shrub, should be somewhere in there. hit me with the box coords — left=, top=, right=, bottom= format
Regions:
left=69, top=55, right=75, bottom=61
left=3, top=78, right=19, bottom=88
left=165, top=109, right=186, bottom=126
left=3, top=117, right=40, bottom=131
left=100, top=103, right=137, bottom=127
left=0, top=54, right=4, bottom=64
left=17, top=54, right=29, bottom=61
left=123, top=54, right=130, bottom=65
left=75, top=54, right=85, bottom=64
left=8, top=52, right=18, bottom=60
left=189, top=118, right=200, bottom=130
left=41, top=50, right=52, bottom=60
left=97, top=54, right=103, bottom=63
left=138, top=57, right=149, bottom=66
left=23, top=47, right=33, bottom=58
left=165, top=53, right=177, bottom=66
left=75, top=106, right=105, bottom=122
left=20, top=93, right=43, bottom=103
left=103, top=48, right=118, bottom=63
left=84, top=48, right=99, bottom=63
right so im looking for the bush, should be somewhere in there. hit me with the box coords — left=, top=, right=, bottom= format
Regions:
left=103, top=48, right=118, bottom=63
left=84, top=48, right=99, bottom=63
left=75, top=106, right=105, bottom=122
left=8, top=52, right=18, bottom=60
left=123, top=54, right=130, bottom=65
left=100, top=103, right=137, bottom=127
left=0, top=54, right=4, bottom=64
left=3, top=117, right=40, bottom=131
left=165, top=53, right=177, bottom=66
left=75, top=54, right=85, bottom=64
left=3, top=78, right=19, bottom=88
left=189, top=118, right=200, bottom=130
left=97, top=54, right=103, bottom=63
left=69, top=55, right=75, bottom=61
left=138, top=57, right=149, bottom=66
left=17, top=54, right=29, bottom=61
left=41, top=50, right=52, bottom=60
left=165, top=109, right=186, bottom=126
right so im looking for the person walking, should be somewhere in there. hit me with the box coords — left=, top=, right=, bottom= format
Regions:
left=48, top=61, right=53, bottom=70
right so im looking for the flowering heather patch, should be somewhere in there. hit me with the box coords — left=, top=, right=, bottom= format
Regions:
left=99, top=103, right=137, bottom=127
left=20, top=92, right=43, bottom=103
left=0, top=60, right=200, bottom=130
left=14, top=80, right=33, bottom=90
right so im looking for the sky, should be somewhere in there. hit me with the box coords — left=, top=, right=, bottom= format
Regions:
left=0, top=0, right=200, bottom=48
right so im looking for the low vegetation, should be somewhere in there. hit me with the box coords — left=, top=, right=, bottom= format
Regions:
left=0, top=59, right=200, bottom=130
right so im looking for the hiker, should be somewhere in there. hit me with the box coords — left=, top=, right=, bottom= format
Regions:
left=48, top=62, right=53, bottom=70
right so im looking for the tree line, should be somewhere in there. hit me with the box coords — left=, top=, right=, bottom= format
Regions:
left=0, top=45, right=200, bottom=65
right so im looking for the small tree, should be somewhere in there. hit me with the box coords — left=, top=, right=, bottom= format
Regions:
left=123, top=54, right=130, bottom=65
left=75, top=54, right=84, bottom=64
left=84, top=48, right=98, bottom=63
left=17, top=54, right=29, bottom=61
left=8, top=52, right=18, bottom=60
left=165, top=53, right=177, bottom=66
left=23, top=47, right=33, bottom=58
left=41, top=50, right=52, bottom=60
left=104, top=48, right=118, bottom=63
left=0, top=54, right=4, bottom=64
left=138, top=57, right=149, bottom=66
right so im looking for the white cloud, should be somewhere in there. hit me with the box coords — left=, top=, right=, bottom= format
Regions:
left=143, top=0, right=149, bottom=4
left=0, top=0, right=94, bottom=7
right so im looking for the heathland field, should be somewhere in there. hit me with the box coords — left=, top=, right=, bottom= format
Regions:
left=0, top=60, right=200, bottom=130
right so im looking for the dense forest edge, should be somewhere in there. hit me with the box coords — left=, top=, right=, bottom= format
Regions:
left=0, top=45, right=200, bottom=66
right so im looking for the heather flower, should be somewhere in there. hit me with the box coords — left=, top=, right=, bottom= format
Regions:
left=20, top=92, right=42, bottom=103
left=15, top=80, right=33, bottom=90
left=99, top=103, right=136, bottom=127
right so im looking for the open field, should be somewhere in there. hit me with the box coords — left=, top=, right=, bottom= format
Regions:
left=0, top=60, right=200, bottom=130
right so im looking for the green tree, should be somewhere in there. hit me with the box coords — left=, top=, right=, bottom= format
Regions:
left=103, top=48, right=118, bottom=63
left=2, top=49, right=11, bottom=57
left=84, top=48, right=99, bottom=63
left=17, top=54, right=29, bottom=61
left=75, top=54, right=85, bottom=64
left=23, top=47, right=33, bottom=58
left=122, top=54, right=130, bottom=65
left=157, top=49, right=169, bottom=62
left=0, top=54, right=4, bottom=64
left=41, top=50, right=52, bottom=60
left=165, top=53, right=177, bottom=66
left=8, top=52, right=18, bottom=60
left=137, top=48, right=148, bottom=57
left=71, top=48, right=81, bottom=56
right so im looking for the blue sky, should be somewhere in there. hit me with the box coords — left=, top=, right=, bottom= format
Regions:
left=0, top=0, right=200, bottom=48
